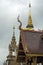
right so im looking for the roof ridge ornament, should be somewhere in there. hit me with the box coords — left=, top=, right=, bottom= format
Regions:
left=17, top=15, right=22, bottom=30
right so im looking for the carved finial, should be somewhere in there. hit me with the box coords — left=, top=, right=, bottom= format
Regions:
left=17, top=15, right=22, bottom=30
left=29, top=0, right=31, bottom=8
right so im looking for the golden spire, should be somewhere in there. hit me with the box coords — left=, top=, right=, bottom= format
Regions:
left=26, top=1, right=34, bottom=30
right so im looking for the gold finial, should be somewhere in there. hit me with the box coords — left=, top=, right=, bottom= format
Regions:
left=29, top=3, right=31, bottom=8
left=29, top=0, right=31, bottom=8
left=26, top=1, right=34, bottom=30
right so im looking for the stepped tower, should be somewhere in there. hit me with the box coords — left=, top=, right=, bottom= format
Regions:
left=6, top=26, right=19, bottom=65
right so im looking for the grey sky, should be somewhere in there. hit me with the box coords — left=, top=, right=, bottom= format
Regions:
left=0, top=0, right=43, bottom=63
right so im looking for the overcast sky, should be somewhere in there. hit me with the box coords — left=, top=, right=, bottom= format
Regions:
left=0, top=0, right=43, bottom=63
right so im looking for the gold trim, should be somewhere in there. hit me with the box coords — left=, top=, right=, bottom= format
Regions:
left=26, top=54, right=43, bottom=57
left=21, top=28, right=33, bottom=30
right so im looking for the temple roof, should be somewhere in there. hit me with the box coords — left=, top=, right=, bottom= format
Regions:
left=17, top=1, right=43, bottom=55
left=20, top=29, right=43, bottom=54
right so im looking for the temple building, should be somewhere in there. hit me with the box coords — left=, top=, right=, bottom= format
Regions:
left=5, top=1, right=43, bottom=65
left=17, top=1, right=43, bottom=65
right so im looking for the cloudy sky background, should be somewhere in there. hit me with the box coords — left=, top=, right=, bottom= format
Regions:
left=0, top=0, right=43, bottom=64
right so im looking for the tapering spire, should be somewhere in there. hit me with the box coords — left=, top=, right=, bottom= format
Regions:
left=11, top=26, right=15, bottom=41
left=8, top=26, right=17, bottom=56
left=26, top=1, right=34, bottom=30
left=13, top=26, right=15, bottom=37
